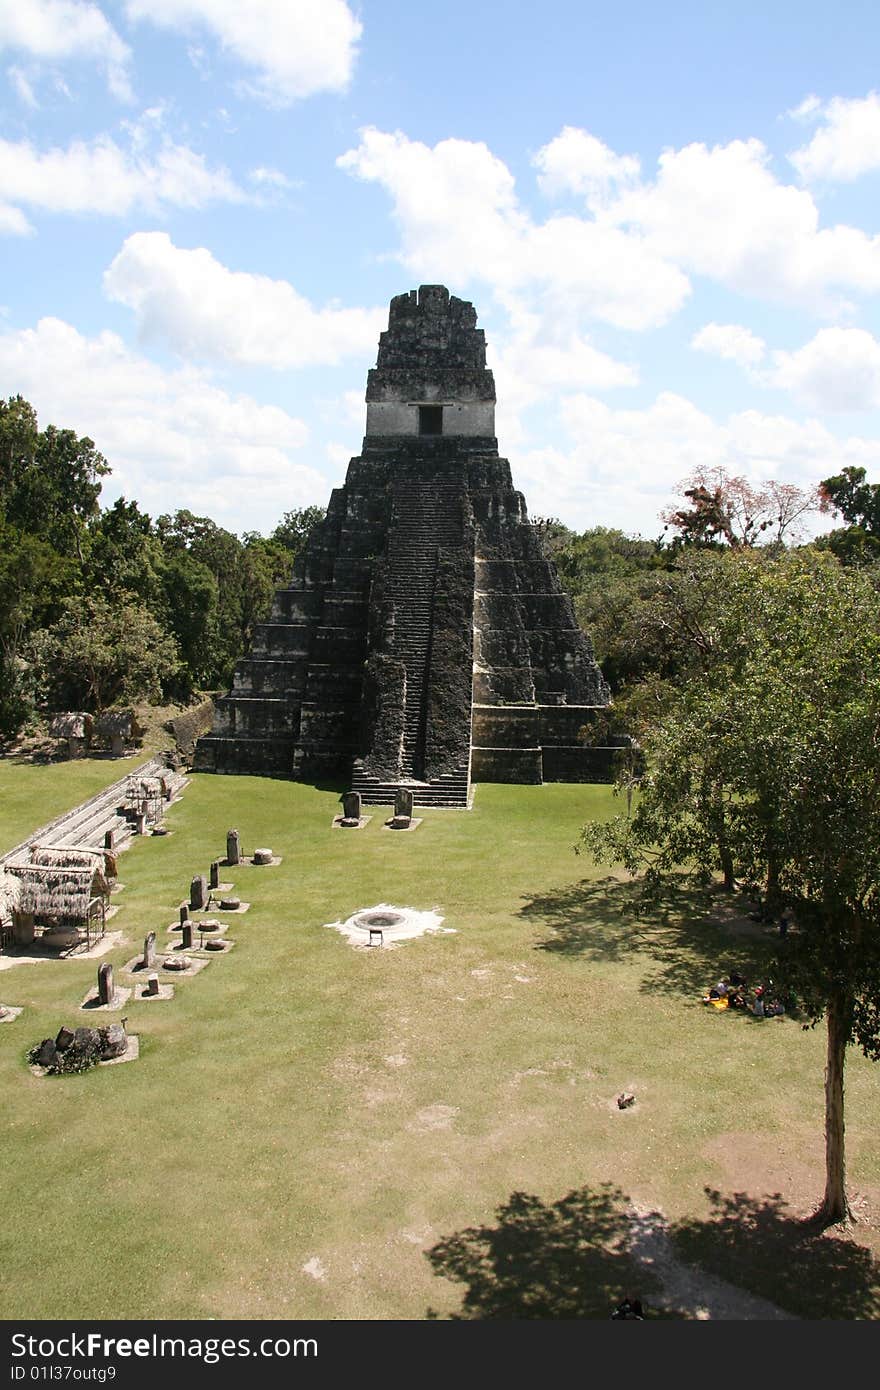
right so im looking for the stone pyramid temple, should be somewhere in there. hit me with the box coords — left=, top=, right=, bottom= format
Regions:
left=194, top=285, right=617, bottom=805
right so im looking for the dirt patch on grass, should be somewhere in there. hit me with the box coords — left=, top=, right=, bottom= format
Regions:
left=408, top=1103, right=459, bottom=1132
left=703, top=1131, right=821, bottom=1215
left=703, top=1131, right=880, bottom=1254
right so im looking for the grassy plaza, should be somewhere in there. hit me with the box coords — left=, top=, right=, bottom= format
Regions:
left=1, top=763, right=878, bottom=1319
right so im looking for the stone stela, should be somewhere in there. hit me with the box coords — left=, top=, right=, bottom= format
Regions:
left=389, top=786, right=413, bottom=829
left=190, top=875, right=208, bottom=911
left=195, top=285, right=619, bottom=805
left=97, top=962, right=113, bottom=1006
left=340, top=790, right=361, bottom=826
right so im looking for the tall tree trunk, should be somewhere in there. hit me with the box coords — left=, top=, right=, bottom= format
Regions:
left=816, top=992, right=853, bottom=1226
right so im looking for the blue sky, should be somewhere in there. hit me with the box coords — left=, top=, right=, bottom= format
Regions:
left=3, top=1, right=880, bottom=539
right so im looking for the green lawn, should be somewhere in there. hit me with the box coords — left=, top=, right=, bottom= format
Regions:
left=0, top=752, right=155, bottom=856
left=1, top=768, right=878, bottom=1319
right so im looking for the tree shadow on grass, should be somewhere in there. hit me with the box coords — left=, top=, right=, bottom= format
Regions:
left=671, top=1188, right=880, bottom=1320
left=519, top=875, right=778, bottom=1004
left=424, top=1181, right=880, bottom=1320
left=424, top=1183, right=668, bottom=1319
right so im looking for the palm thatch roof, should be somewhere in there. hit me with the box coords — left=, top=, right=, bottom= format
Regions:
left=9, top=865, right=109, bottom=922
left=7, top=845, right=118, bottom=885
left=50, top=712, right=93, bottom=739
left=27, top=846, right=105, bottom=872
left=125, top=775, right=165, bottom=819
left=0, top=872, right=21, bottom=923
left=96, top=709, right=144, bottom=738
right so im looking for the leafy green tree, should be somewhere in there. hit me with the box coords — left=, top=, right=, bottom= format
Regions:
left=0, top=517, right=74, bottom=737
left=816, top=466, right=880, bottom=565
left=818, top=466, right=880, bottom=533
left=238, top=535, right=295, bottom=642
left=84, top=498, right=163, bottom=606
left=156, top=550, right=219, bottom=694
left=270, top=505, right=324, bottom=556
left=156, top=510, right=249, bottom=683
left=0, top=397, right=109, bottom=564
left=580, top=549, right=880, bottom=1225
left=40, top=594, right=180, bottom=713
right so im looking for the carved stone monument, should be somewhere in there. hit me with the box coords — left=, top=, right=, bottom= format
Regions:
left=209, top=860, right=220, bottom=890
left=190, top=875, right=207, bottom=911
left=195, top=286, right=617, bottom=801
left=341, top=790, right=361, bottom=826
left=97, top=962, right=113, bottom=1006
left=182, top=921, right=193, bottom=949
left=226, top=829, right=241, bottom=866
left=143, top=931, right=156, bottom=969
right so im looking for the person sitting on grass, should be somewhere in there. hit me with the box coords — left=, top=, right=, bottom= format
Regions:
left=611, top=1295, right=644, bottom=1320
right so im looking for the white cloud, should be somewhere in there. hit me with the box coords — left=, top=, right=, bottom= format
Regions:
left=0, top=202, right=32, bottom=236
left=104, top=232, right=385, bottom=368
left=338, top=127, right=690, bottom=332
left=769, top=327, right=880, bottom=411
left=8, top=64, right=39, bottom=107
left=487, top=304, right=638, bottom=448
left=0, top=316, right=327, bottom=526
left=788, top=95, right=822, bottom=123
left=692, top=322, right=880, bottom=412
left=534, top=126, right=640, bottom=207
left=790, top=92, right=880, bottom=182
left=691, top=322, right=766, bottom=368
left=0, top=130, right=243, bottom=231
left=607, top=137, right=880, bottom=309
left=126, top=0, right=361, bottom=106
left=509, top=391, right=880, bottom=535
left=248, top=165, right=295, bottom=190
left=0, top=0, right=131, bottom=99
left=341, top=125, right=880, bottom=328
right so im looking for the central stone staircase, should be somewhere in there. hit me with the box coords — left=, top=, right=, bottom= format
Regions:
left=352, top=475, right=472, bottom=807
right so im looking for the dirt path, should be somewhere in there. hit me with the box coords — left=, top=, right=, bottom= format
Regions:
left=628, top=1205, right=797, bottom=1320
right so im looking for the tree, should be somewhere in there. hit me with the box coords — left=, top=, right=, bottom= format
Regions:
left=84, top=497, right=163, bottom=606
left=156, top=550, right=219, bottom=693
left=40, top=594, right=180, bottom=713
left=270, top=505, right=324, bottom=556
left=0, top=397, right=109, bottom=564
left=580, top=549, right=880, bottom=1224
left=156, top=510, right=251, bottom=683
left=661, top=467, right=817, bottom=549
left=0, top=517, right=74, bottom=737
left=816, top=466, right=880, bottom=566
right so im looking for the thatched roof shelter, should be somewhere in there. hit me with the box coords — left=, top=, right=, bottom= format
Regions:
left=125, top=775, right=165, bottom=821
left=96, top=709, right=144, bottom=740
left=0, top=872, right=21, bottom=925
left=25, top=844, right=118, bottom=884
left=27, top=846, right=104, bottom=871
left=50, top=712, right=93, bottom=739
left=8, top=865, right=109, bottom=925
